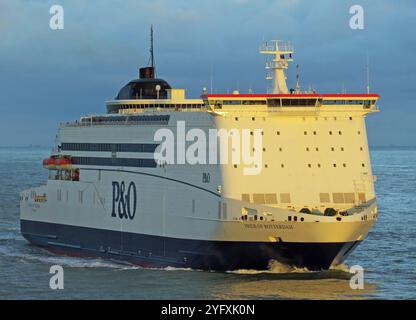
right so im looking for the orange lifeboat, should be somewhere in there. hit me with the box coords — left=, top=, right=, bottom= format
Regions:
left=42, top=157, right=57, bottom=170
left=55, top=157, right=72, bottom=169
left=42, top=156, right=72, bottom=170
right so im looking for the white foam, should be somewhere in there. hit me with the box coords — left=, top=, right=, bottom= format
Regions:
left=229, top=260, right=312, bottom=275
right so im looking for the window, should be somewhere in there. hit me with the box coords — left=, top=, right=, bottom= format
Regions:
left=265, top=193, right=278, bottom=204
left=329, top=131, right=333, bottom=135
left=253, top=194, right=266, bottom=204
left=304, top=131, right=307, bottom=135
left=362, top=163, right=366, bottom=167
left=222, top=203, right=227, bottom=220
left=320, top=193, right=330, bottom=203
left=308, top=164, right=312, bottom=168
left=333, top=193, right=344, bottom=203
left=280, top=193, right=291, bottom=203
left=333, top=163, right=337, bottom=167
left=339, top=131, right=342, bottom=135
left=343, top=163, right=347, bottom=167
left=241, top=194, right=250, bottom=202
left=276, top=131, right=280, bottom=135
left=281, top=164, right=285, bottom=168
left=313, top=131, right=317, bottom=135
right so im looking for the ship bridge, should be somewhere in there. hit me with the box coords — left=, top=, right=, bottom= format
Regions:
left=203, top=93, right=379, bottom=113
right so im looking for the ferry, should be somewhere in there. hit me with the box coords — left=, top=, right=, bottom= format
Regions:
left=20, top=30, right=379, bottom=271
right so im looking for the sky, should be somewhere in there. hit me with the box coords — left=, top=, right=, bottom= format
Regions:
left=0, top=0, right=415, bottom=147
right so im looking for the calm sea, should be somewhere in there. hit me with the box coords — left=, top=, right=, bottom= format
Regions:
left=0, top=147, right=415, bottom=300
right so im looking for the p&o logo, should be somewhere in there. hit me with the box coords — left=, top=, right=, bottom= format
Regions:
left=111, top=181, right=137, bottom=220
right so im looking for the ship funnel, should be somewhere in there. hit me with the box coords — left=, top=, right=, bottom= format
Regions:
left=139, top=67, right=155, bottom=79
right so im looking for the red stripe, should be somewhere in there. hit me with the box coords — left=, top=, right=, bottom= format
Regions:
left=205, top=93, right=380, bottom=98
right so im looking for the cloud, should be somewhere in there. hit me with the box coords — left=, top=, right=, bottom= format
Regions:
left=0, top=0, right=415, bottom=146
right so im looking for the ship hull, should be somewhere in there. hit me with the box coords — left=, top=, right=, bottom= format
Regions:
left=21, top=219, right=359, bottom=271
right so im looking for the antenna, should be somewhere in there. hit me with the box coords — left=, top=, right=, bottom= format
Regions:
left=260, top=40, right=294, bottom=94
left=149, top=24, right=155, bottom=68
left=140, top=25, right=156, bottom=79
left=210, top=64, right=214, bottom=94
left=295, top=64, right=301, bottom=93
left=366, top=52, right=370, bottom=94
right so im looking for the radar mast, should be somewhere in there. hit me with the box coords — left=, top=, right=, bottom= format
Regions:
left=260, top=40, right=294, bottom=94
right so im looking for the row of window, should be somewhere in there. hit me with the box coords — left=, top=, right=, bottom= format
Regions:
left=107, top=104, right=203, bottom=113
left=210, top=99, right=375, bottom=107
left=241, top=192, right=366, bottom=205
left=80, top=115, right=170, bottom=124
left=242, top=193, right=291, bottom=204
left=71, top=157, right=157, bottom=168
left=234, top=162, right=366, bottom=169
left=61, top=143, right=159, bottom=153
left=321, top=100, right=375, bottom=105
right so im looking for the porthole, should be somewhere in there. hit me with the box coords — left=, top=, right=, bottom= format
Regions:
left=333, top=163, right=337, bottom=168
left=329, top=131, right=332, bottom=135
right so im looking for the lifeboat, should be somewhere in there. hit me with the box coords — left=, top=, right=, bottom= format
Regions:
left=42, top=156, right=72, bottom=170
left=42, top=157, right=57, bottom=170
left=55, top=157, right=72, bottom=169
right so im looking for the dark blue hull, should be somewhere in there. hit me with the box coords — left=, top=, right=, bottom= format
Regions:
left=20, top=220, right=359, bottom=271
